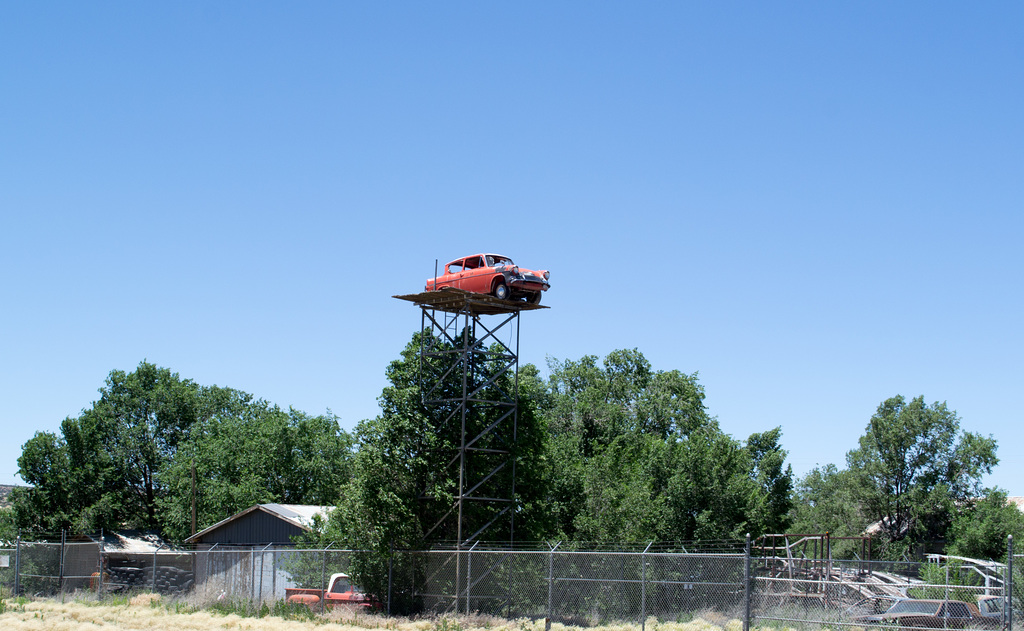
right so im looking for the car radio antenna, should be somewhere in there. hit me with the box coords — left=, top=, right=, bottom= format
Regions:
left=434, top=259, right=438, bottom=290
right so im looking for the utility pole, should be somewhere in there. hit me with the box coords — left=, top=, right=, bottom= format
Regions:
left=191, top=459, right=197, bottom=538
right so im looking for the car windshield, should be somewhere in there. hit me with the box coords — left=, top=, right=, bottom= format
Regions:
left=889, top=601, right=941, bottom=615
left=330, top=578, right=351, bottom=593
left=488, top=256, right=513, bottom=267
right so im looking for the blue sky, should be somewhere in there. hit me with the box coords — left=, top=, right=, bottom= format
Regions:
left=1, top=3, right=1021, bottom=494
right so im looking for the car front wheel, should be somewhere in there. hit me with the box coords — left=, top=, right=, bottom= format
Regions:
left=493, top=282, right=510, bottom=301
left=527, top=292, right=542, bottom=305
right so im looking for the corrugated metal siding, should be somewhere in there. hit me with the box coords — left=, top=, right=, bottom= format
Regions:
left=196, top=509, right=306, bottom=545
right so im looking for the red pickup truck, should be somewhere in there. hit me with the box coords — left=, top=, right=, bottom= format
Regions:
left=285, top=573, right=380, bottom=610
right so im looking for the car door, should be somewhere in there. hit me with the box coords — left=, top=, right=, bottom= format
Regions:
left=941, top=602, right=973, bottom=629
left=461, top=256, right=490, bottom=293
left=437, top=259, right=464, bottom=290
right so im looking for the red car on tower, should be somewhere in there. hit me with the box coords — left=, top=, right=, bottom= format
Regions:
left=426, top=254, right=550, bottom=304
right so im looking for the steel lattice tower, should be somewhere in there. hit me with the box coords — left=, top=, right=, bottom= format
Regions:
left=394, top=288, right=544, bottom=548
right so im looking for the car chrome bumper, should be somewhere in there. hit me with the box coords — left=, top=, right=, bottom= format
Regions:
left=509, top=278, right=549, bottom=291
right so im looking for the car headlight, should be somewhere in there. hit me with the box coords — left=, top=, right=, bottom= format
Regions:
left=513, top=266, right=519, bottom=274
left=543, top=271, right=550, bottom=280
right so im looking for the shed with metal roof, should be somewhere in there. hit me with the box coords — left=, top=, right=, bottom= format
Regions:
left=184, top=504, right=331, bottom=547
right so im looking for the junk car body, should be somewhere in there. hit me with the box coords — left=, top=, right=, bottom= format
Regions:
left=425, top=254, right=550, bottom=304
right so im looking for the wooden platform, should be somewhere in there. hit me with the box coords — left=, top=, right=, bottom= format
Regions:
left=393, top=287, right=549, bottom=316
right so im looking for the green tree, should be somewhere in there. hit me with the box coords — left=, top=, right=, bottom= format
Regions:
left=947, top=489, right=1024, bottom=561
left=313, top=331, right=550, bottom=612
left=745, top=428, right=794, bottom=535
left=14, top=362, right=202, bottom=533
left=326, top=331, right=550, bottom=550
left=0, top=506, right=15, bottom=542
left=90, top=362, right=203, bottom=528
left=14, top=361, right=353, bottom=538
left=543, top=350, right=792, bottom=541
left=543, top=351, right=725, bottom=538
left=158, top=391, right=353, bottom=541
left=573, top=433, right=670, bottom=541
left=662, top=428, right=759, bottom=540
left=846, top=395, right=998, bottom=545
left=788, top=464, right=870, bottom=557
left=789, top=464, right=867, bottom=534
left=545, top=350, right=712, bottom=454
left=11, top=430, right=78, bottom=533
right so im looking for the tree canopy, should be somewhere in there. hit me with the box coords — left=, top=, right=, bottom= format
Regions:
left=846, top=395, right=998, bottom=545
left=12, top=349, right=1012, bottom=567
left=947, top=489, right=1024, bottom=561
left=13, top=361, right=352, bottom=539
left=320, top=330, right=550, bottom=553
left=533, top=349, right=793, bottom=541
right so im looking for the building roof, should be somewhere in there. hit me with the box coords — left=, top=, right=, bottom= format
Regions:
left=184, top=503, right=332, bottom=545
left=261, top=504, right=332, bottom=528
left=67, top=530, right=182, bottom=553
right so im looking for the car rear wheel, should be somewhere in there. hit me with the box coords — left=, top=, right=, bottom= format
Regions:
left=493, top=281, right=509, bottom=301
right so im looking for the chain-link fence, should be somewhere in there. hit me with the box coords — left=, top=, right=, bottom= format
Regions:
left=751, top=553, right=1012, bottom=631
left=1, top=535, right=1020, bottom=631
left=0, top=545, right=16, bottom=595
left=407, top=547, right=746, bottom=626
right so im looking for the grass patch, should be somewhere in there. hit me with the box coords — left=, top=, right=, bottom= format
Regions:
left=201, top=596, right=320, bottom=621
left=0, top=594, right=824, bottom=631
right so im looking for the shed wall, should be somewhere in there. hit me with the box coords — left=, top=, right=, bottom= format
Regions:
left=196, top=510, right=305, bottom=545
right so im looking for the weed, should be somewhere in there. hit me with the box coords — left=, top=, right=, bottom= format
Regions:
left=202, top=596, right=320, bottom=622
left=0, top=592, right=28, bottom=615
left=435, top=616, right=465, bottom=631
left=104, top=593, right=131, bottom=607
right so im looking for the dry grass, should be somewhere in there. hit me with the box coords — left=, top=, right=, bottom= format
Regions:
left=0, top=595, right=777, bottom=631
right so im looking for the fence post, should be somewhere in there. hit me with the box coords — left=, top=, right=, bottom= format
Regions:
left=258, top=543, right=271, bottom=603
left=465, top=541, right=478, bottom=614
left=207, top=543, right=218, bottom=600
left=321, top=542, right=334, bottom=615
left=1008, top=535, right=1014, bottom=631
left=59, top=529, right=66, bottom=595
left=838, top=561, right=844, bottom=613
left=744, top=533, right=752, bottom=631
left=98, top=529, right=104, bottom=597
left=14, top=532, right=21, bottom=596
left=546, top=542, right=560, bottom=631
left=387, top=542, right=394, bottom=617
left=250, top=547, right=255, bottom=603
left=945, top=562, right=951, bottom=606
left=641, top=541, right=653, bottom=631
left=824, top=532, right=832, bottom=611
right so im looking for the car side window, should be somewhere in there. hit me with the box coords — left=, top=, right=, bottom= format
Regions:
left=464, top=257, right=480, bottom=270
left=943, top=603, right=970, bottom=618
left=448, top=262, right=463, bottom=274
